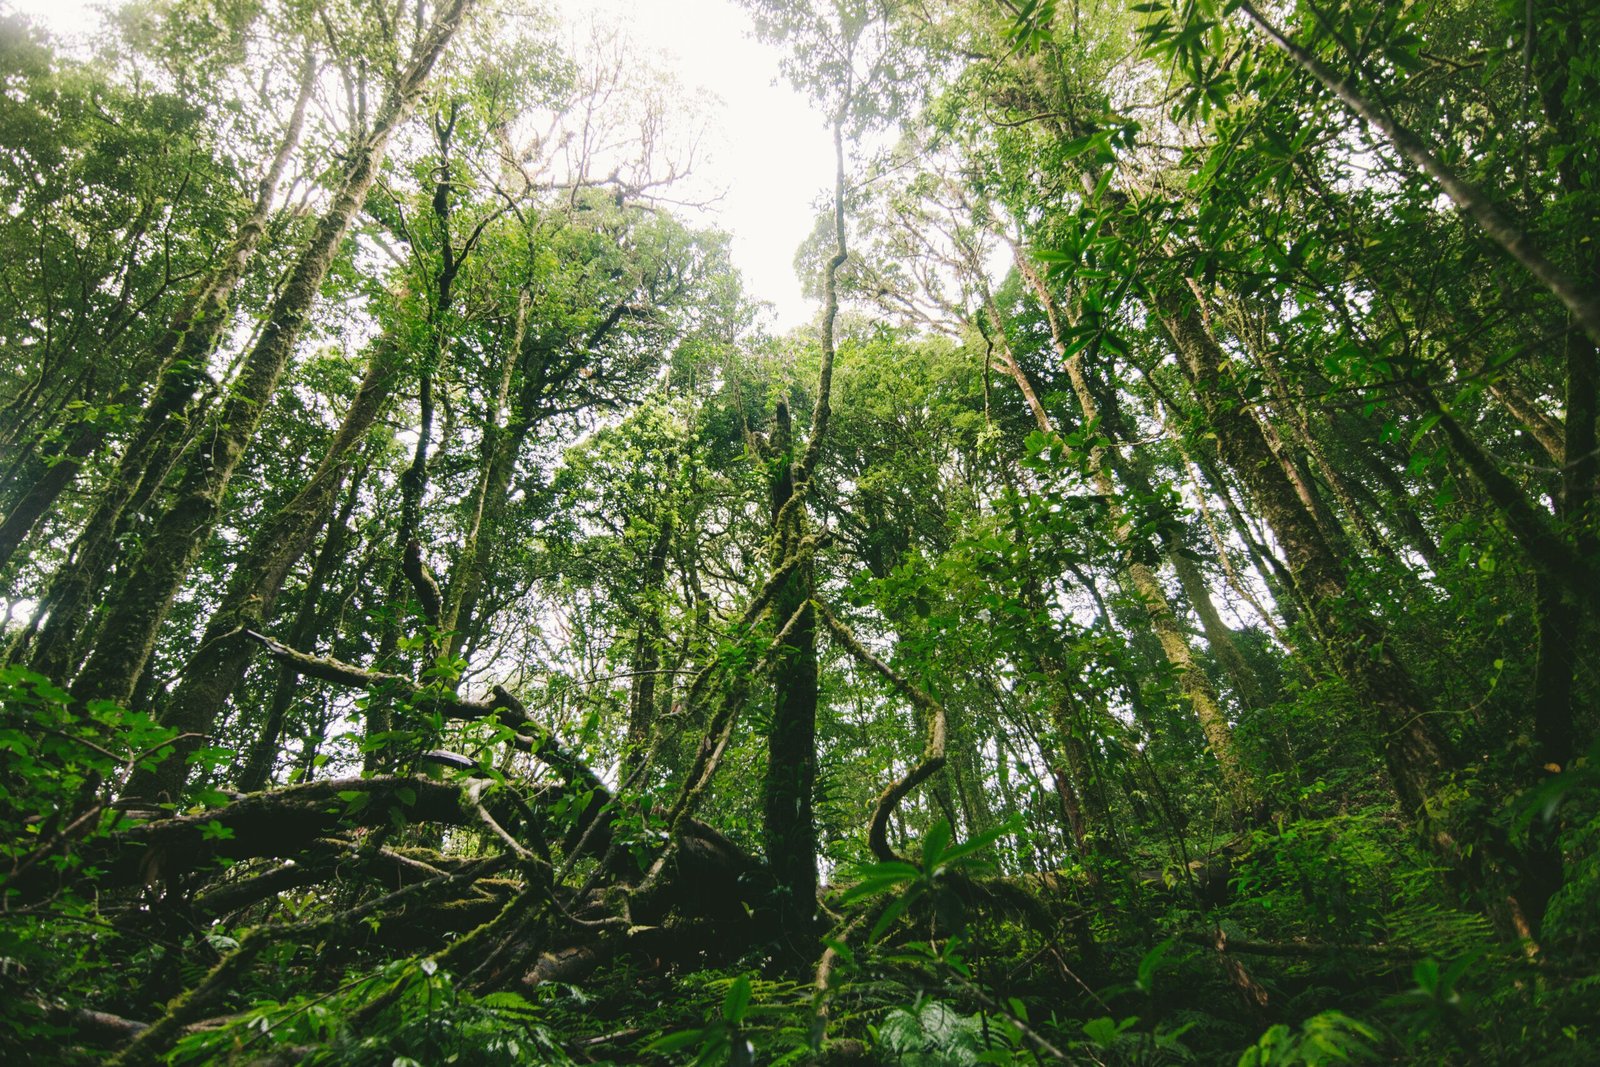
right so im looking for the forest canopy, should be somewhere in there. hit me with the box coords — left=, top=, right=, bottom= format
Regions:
left=1, top=0, right=1597, bottom=1063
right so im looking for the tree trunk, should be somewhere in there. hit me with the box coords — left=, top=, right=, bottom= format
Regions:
left=1237, top=0, right=1600, bottom=347
left=235, top=471, right=366, bottom=793
left=0, top=54, right=317, bottom=579
left=996, top=263, right=1260, bottom=820
left=762, top=400, right=819, bottom=943
left=123, top=335, right=401, bottom=801
left=1519, top=11, right=1600, bottom=933
left=439, top=291, right=534, bottom=660
left=1156, top=289, right=1453, bottom=819
left=759, top=107, right=850, bottom=951
left=70, top=1, right=473, bottom=709
left=625, top=511, right=673, bottom=775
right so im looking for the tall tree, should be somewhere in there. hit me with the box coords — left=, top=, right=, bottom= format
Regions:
left=70, top=0, right=477, bottom=708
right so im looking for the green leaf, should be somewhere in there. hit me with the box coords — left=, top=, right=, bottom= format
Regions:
left=1137, top=938, right=1177, bottom=993
left=868, top=892, right=915, bottom=943
left=929, top=815, right=1019, bottom=874
left=1083, top=1015, right=1138, bottom=1047
left=920, top=819, right=953, bottom=868
left=841, top=860, right=921, bottom=903
left=199, top=819, right=234, bottom=842
left=722, top=975, right=751, bottom=1024
left=645, top=1028, right=706, bottom=1053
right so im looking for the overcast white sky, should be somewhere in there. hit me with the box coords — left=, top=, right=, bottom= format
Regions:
left=4, top=0, right=832, bottom=329
left=553, top=0, right=834, bottom=329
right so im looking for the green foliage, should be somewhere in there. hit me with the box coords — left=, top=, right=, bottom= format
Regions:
left=876, top=997, right=988, bottom=1065
left=841, top=817, right=1017, bottom=943
left=2, top=0, right=1599, bottom=1063
left=1237, top=1011, right=1378, bottom=1066
left=167, top=961, right=576, bottom=1066
left=646, top=974, right=758, bottom=1066
left=0, top=666, right=180, bottom=1048
left=0, top=665, right=177, bottom=876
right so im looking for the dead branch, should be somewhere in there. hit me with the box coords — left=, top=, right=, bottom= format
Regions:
left=244, top=629, right=415, bottom=692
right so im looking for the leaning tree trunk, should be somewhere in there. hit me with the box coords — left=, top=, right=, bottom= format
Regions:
left=0, top=55, right=317, bottom=579
left=1235, top=0, right=1600, bottom=347
left=1155, top=288, right=1453, bottom=822
left=235, top=468, right=367, bottom=793
left=1119, top=446, right=1269, bottom=713
left=70, top=0, right=474, bottom=710
left=22, top=379, right=203, bottom=680
left=1087, top=363, right=1273, bottom=710
left=123, top=335, right=403, bottom=802
left=993, top=260, right=1261, bottom=820
left=438, top=292, right=536, bottom=662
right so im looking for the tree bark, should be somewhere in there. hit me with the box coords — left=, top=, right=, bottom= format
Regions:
left=999, top=260, right=1260, bottom=819
left=762, top=399, right=819, bottom=943
left=625, top=510, right=673, bottom=775
left=439, top=290, right=534, bottom=659
left=123, top=334, right=402, bottom=801
left=0, top=54, right=317, bottom=579
left=1156, top=289, right=1453, bottom=820
left=1236, top=0, right=1600, bottom=347
left=70, top=1, right=474, bottom=709
left=235, top=471, right=366, bottom=793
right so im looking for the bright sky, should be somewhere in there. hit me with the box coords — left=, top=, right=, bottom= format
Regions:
left=552, top=0, right=833, bottom=330
left=4, top=0, right=832, bottom=329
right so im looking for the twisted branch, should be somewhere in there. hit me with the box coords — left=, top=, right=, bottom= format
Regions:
left=816, top=603, right=947, bottom=864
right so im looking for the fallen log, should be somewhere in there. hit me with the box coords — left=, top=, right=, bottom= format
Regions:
left=4, top=776, right=471, bottom=906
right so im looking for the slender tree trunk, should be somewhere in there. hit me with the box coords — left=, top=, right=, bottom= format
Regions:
left=1041, top=651, right=1116, bottom=855
left=998, top=262, right=1260, bottom=819
left=625, top=511, right=673, bottom=775
left=439, top=291, right=533, bottom=659
left=71, top=2, right=473, bottom=710
left=0, top=55, right=317, bottom=578
left=1124, top=452, right=1268, bottom=713
left=362, top=109, right=477, bottom=764
left=1189, top=439, right=1306, bottom=636
left=234, top=481, right=364, bottom=794
left=1350, top=443, right=1447, bottom=573
left=947, top=712, right=994, bottom=837
left=22, top=378, right=204, bottom=679
left=31, top=381, right=221, bottom=677
left=1172, top=441, right=1297, bottom=651
left=991, top=454, right=1122, bottom=855
left=123, top=336, right=401, bottom=802
left=1487, top=380, right=1565, bottom=466
left=1156, top=289, right=1453, bottom=820
left=1236, top=0, right=1600, bottom=346
left=363, top=369, right=437, bottom=771
left=1093, top=350, right=1274, bottom=712
left=0, top=433, right=97, bottom=575
left=1411, top=383, right=1597, bottom=606
left=1225, top=300, right=1396, bottom=563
